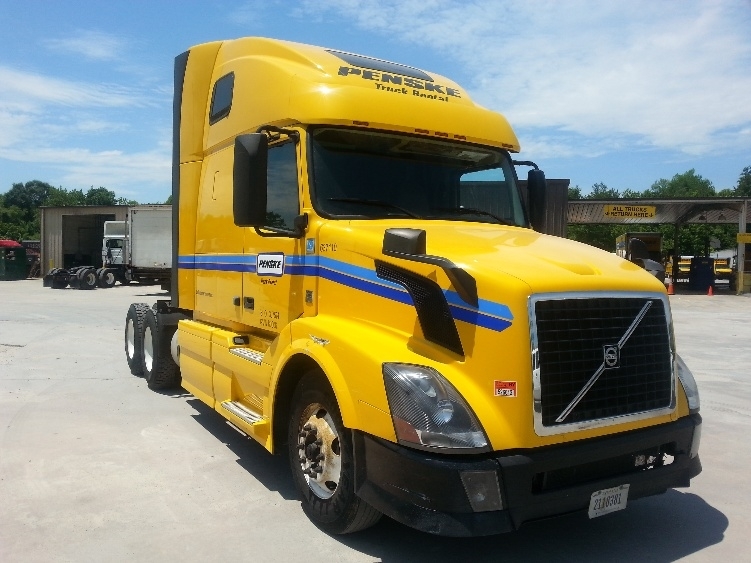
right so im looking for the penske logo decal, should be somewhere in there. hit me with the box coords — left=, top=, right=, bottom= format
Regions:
left=257, top=253, right=284, bottom=276
left=338, top=66, right=462, bottom=102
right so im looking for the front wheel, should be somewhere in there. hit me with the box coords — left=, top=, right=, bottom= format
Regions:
left=288, top=371, right=381, bottom=534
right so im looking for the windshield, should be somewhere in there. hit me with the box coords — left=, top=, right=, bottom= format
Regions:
left=310, top=128, right=526, bottom=226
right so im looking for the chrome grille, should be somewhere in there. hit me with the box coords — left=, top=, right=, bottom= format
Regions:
left=531, top=293, right=675, bottom=435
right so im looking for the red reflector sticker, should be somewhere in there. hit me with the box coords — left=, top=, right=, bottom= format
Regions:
left=494, top=381, right=517, bottom=397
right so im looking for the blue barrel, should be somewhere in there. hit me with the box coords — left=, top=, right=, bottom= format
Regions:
left=688, top=257, right=714, bottom=291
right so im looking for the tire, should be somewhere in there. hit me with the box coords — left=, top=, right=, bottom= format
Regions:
left=141, top=308, right=181, bottom=390
left=77, top=267, right=97, bottom=290
left=43, top=268, right=60, bottom=287
left=125, top=303, right=150, bottom=375
left=98, top=268, right=117, bottom=288
left=51, top=269, right=70, bottom=289
left=288, top=371, right=382, bottom=534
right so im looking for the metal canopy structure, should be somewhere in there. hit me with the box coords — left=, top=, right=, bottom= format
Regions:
left=568, top=197, right=751, bottom=226
left=566, top=197, right=751, bottom=294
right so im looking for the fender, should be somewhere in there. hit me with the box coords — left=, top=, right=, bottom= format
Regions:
left=267, top=315, right=418, bottom=444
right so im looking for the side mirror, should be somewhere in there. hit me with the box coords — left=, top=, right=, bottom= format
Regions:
left=383, top=228, right=427, bottom=255
left=233, top=133, right=268, bottom=227
left=527, top=168, right=547, bottom=231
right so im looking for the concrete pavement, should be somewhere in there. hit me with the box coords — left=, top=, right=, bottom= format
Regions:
left=0, top=280, right=748, bottom=562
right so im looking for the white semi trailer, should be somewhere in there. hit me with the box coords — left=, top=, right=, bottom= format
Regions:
left=44, top=205, right=172, bottom=290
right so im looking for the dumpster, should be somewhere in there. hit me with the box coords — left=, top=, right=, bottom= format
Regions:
left=0, top=240, right=28, bottom=280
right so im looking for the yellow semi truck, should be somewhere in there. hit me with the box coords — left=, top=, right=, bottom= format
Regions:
left=124, top=37, right=701, bottom=536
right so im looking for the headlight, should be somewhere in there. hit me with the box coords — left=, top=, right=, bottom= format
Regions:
left=676, top=354, right=700, bottom=413
left=382, top=363, right=489, bottom=451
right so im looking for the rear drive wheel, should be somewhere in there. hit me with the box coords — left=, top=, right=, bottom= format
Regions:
left=125, top=303, right=149, bottom=375
left=98, top=268, right=117, bottom=288
left=288, top=371, right=381, bottom=534
left=77, top=267, right=97, bottom=290
left=141, top=309, right=181, bottom=390
left=51, top=269, right=70, bottom=289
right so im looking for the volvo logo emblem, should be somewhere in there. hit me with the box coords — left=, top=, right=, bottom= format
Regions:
left=603, top=345, right=620, bottom=368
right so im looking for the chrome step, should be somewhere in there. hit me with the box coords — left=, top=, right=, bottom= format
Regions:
left=230, top=347, right=264, bottom=365
left=220, top=401, right=265, bottom=426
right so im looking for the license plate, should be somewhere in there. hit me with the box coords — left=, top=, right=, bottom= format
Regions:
left=588, top=484, right=629, bottom=519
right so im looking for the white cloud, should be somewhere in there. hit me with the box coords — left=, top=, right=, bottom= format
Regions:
left=0, top=66, right=145, bottom=109
left=300, top=0, right=751, bottom=157
left=0, top=61, right=170, bottom=199
left=0, top=144, right=171, bottom=196
left=230, top=1, right=277, bottom=26
left=44, top=30, right=127, bottom=61
left=0, top=110, right=33, bottom=149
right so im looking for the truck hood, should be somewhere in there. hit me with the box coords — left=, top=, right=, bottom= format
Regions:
left=340, top=220, right=666, bottom=297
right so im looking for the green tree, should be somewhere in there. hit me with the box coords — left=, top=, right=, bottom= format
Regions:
left=567, top=183, right=626, bottom=250
left=642, top=169, right=715, bottom=198
left=633, top=169, right=738, bottom=255
left=0, top=203, right=36, bottom=241
left=736, top=166, right=751, bottom=197
left=45, top=187, right=85, bottom=206
left=1, top=181, right=139, bottom=242
left=84, top=187, right=118, bottom=206
left=116, top=197, right=140, bottom=205
left=568, top=185, right=582, bottom=200
left=589, top=182, right=621, bottom=199
left=4, top=181, right=55, bottom=219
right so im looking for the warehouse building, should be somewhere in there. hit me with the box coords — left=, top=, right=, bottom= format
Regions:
left=40, top=206, right=127, bottom=274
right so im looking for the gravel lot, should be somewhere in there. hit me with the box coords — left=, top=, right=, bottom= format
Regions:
left=1, top=280, right=749, bottom=562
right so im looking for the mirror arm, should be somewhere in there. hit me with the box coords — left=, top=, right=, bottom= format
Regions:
left=512, top=160, right=539, bottom=170
left=256, top=125, right=300, bottom=142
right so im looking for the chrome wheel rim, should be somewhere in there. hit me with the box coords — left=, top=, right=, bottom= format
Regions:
left=296, top=403, right=341, bottom=500
left=126, top=319, right=135, bottom=359
left=143, top=325, right=154, bottom=373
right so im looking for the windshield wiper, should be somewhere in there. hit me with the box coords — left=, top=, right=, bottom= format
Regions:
left=437, top=206, right=515, bottom=225
left=327, top=198, right=420, bottom=218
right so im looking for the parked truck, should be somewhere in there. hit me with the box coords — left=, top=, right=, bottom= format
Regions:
left=616, top=232, right=666, bottom=283
left=45, top=205, right=172, bottom=290
left=124, top=37, right=701, bottom=536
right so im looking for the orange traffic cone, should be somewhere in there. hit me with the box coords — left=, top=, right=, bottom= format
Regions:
left=667, top=281, right=675, bottom=295
left=707, top=285, right=714, bottom=296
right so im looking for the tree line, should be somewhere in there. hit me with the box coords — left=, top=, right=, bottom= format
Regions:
left=1, top=167, right=750, bottom=254
left=0, top=180, right=142, bottom=241
left=567, top=167, right=751, bottom=256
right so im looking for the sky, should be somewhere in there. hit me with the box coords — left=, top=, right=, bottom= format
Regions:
left=1, top=0, right=750, bottom=204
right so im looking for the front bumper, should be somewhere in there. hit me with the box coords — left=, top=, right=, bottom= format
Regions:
left=353, top=414, right=702, bottom=537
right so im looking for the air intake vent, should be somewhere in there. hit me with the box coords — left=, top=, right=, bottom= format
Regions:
left=376, top=261, right=463, bottom=356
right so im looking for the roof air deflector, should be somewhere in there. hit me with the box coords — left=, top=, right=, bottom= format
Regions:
left=327, top=50, right=434, bottom=82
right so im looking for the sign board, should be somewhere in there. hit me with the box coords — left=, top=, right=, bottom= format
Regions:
left=604, top=205, right=656, bottom=219
left=737, top=233, right=751, bottom=244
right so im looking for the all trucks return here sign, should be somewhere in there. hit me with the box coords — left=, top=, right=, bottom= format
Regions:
left=604, top=205, right=657, bottom=219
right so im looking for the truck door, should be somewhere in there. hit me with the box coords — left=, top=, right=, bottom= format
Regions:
left=241, top=139, right=306, bottom=335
